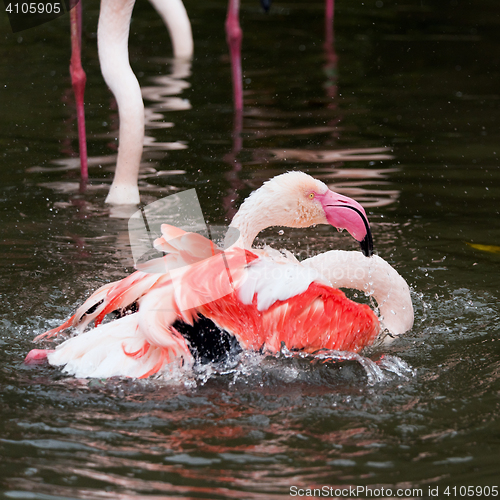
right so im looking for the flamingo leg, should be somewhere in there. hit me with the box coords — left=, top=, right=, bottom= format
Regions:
left=25, top=349, right=55, bottom=365
left=69, top=0, right=88, bottom=185
left=224, top=0, right=244, bottom=219
left=225, top=0, right=243, bottom=112
left=324, top=0, right=337, bottom=80
left=324, top=0, right=340, bottom=133
left=98, top=0, right=144, bottom=205
left=325, top=0, right=335, bottom=48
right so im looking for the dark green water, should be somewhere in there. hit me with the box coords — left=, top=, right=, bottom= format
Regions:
left=1, top=0, right=499, bottom=498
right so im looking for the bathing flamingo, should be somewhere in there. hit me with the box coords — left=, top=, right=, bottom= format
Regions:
left=25, top=172, right=413, bottom=378
left=69, top=0, right=193, bottom=203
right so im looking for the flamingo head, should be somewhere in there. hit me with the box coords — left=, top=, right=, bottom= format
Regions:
left=262, top=172, right=373, bottom=256
left=314, top=187, right=373, bottom=257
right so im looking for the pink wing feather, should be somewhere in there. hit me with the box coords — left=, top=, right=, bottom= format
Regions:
left=28, top=228, right=380, bottom=378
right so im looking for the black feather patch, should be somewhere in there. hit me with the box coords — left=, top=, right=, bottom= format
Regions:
left=173, top=316, right=242, bottom=364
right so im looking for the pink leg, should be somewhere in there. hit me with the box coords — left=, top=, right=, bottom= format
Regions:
left=224, top=0, right=244, bottom=217
left=324, top=0, right=337, bottom=70
left=225, top=0, right=243, bottom=112
left=325, top=0, right=335, bottom=49
left=324, top=0, right=339, bottom=117
left=69, top=0, right=88, bottom=185
left=24, top=349, right=55, bottom=365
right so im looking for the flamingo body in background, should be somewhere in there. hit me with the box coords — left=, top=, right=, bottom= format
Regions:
left=69, top=0, right=193, bottom=204
left=25, top=172, right=413, bottom=379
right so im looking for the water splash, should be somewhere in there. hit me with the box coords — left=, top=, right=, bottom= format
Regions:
left=307, top=349, right=415, bottom=386
left=186, top=345, right=415, bottom=388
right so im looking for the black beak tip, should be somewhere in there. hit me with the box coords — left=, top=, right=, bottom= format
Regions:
left=360, top=231, right=374, bottom=257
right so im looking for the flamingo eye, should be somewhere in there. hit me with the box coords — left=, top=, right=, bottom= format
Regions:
left=309, top=193, right=315, bottom=200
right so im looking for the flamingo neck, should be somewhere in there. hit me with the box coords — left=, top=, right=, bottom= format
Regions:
left=228, top=178, right=323, bottom=248
left=229, top=205, right=274, bottom=248
left=229, top=194, right=293, bottom=248
left=301, top=251, right=414, bottom=337
left=148, top=0, right=193, bottom=58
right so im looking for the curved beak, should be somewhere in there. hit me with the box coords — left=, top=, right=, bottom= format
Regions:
left=316, top=190, right=374, bottom=257
left=359, top=229, right=374, bottom=257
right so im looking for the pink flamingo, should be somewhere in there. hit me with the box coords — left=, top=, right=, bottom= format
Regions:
left=26, top=172, right=413, bottom=378
left=69, top=0, right=193, bottom=203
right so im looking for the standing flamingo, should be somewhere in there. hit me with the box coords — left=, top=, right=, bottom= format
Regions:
left=69, top=0, right=193, bottom=203
left=25, top=172, right=413, bottom=378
